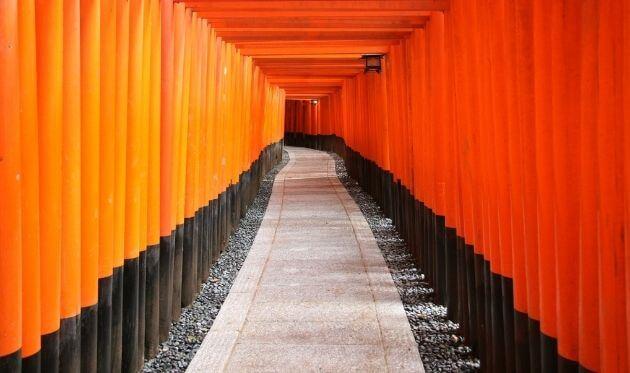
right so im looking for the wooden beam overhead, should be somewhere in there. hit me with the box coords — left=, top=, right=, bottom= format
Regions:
left=236, top=39, right=397, bottom=55
left=259, top=70, right=361, bottom=78
left=216, top=30, right=412, bottom=43
left=174, top=0, right=446, bottom=95
left=251, top=53, right=367, bottom=59
left=268, top=77, right=347, bottom=83
left=234, top=39, right=399, bottom=47
left=285, top=94, right=332, bottom=99
left=205, top=19, right=426, bottom=30
left=214, top=27, right=415, bottom=33
left=177, top=1, right=449, bottom=12
left=193, top=10, right=432, bottom=18
left=241, top=45, right=391, bottom=56
left=255, top=58, right=365, bottom=66
left=283, top=88, right=340, bottom=94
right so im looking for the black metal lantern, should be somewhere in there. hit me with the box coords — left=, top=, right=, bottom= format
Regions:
left=362, top=54, right=383, bottom=73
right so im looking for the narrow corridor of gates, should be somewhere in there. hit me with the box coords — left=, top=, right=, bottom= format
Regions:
left=1, top=1, right=629, bottom=372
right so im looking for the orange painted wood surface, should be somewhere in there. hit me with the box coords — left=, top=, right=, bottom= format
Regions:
left=2, top=1, right=629, bottom=372
left=1, top=0, right=284, bottom=366
left=282, top=1, right=629, bottom=371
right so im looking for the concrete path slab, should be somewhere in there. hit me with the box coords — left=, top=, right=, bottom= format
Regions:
left=187, top=147, right=424, bottom=373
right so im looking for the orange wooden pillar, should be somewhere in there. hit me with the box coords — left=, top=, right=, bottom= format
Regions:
left=577, top=2, right=600, bottom=369
left=208, top=25, right=220, bottom=277
left=122, top=0, right=144, bottom=369
left=169, top=0, right=183, bottom=325
left=408, top=28, right=425, bottom=269
left=98, top=0, right=116, bottom=370
left=159, top=0, right=175, bottom=343
left=59, top=0, right=82, bottom=370
left=35, top=0, right=64, bottom=370
left=511, top=1, right=538, bottom=369
left=624, top=0, right=630, bottom=370
left=488, top=1, right=514, bottom=369
left=447, top=0, right=478, bottom=356
left=175, top=5, right=192, bottom=318
left=79, top=0, right=101, bottom=369
left=285, top=100, right=294, bottom=134
left=0, top=1, right=23, bottom=370
left=205, top=25, right=214, bottom=274
left=533, top=1, right=557, bottom=370
left=597, top=1, right=628, bottom=372
left=136, top=0, right=151, bottom=364
left=205, top=28, right=219, bottom=267
left=112, top=0, right=129, bottom=369
left=467, top=13, right=491, bottom=356
left=136, top=0, right=158, bottom=364
left=465, top=4, right=493, bottom=369
left=428, top=11, right=449, bottom=315
left=18, top=0, right=41, bottom=370
left=216, top=41, right=228, bottom=251
left=145, top=0, right=162, bottom=358
left=196, top=20, right=208, bottom=293
left=182, top=12, right=200, bottom=308
left=198, top=24, right=210, bottom=287
left=551, top=2, right=582, bottom=369
left=296, top=100, right=303, bottom=135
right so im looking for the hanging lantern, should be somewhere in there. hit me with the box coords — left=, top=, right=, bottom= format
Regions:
left=362, top=54, right=383, bottom=73
left=311, top=99, right=318, bottom=105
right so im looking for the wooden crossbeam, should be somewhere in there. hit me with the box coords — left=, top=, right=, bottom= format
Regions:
left=177, top=1, right=449, bottom=12
left=174, top=0, right=444, bottom=96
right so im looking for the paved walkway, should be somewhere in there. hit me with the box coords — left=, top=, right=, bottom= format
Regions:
left=187, top=147, right=424, bottom=372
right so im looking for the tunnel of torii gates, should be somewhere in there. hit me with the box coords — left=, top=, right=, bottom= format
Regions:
left=0, top=0, right=629, bottom=372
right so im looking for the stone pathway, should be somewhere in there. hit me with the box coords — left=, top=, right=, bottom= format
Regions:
left=187, top=147, right=424, bottom=372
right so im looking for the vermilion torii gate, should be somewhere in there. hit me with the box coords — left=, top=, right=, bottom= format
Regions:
left=1, top=1, right=629, bottom=372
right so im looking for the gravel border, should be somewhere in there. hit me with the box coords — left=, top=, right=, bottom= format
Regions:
left=143, top=150, right=289, bottom=372
left=329, top=151, right=481, bottom=372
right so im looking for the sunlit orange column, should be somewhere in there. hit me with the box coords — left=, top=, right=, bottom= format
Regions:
left=35, top=0, right=63, bottom=368
left=182, top=12, right=200, bottom=306
left=79, top=0, right=101, bottom=369
left=533, top=1, right=557, bottom=369
left=159, top=0, right=175, bottom=343
left=97, top=0, right=116, bottom=370
left=18, top=0, right=41, bottom=368
left=112, top=0, right=129, bottom=369
left=145, top=0, right=162, bottom=358
left=552, top=1, right=582, bottom=367
left=597, top=1, right=628, bottom=371
left=59, top=0, right=82, bottom=370
left=0, top=0, right=23, bottom=369
left=577, top=2, right=600, bottom=369
left=123, top=0, right=145, bottom=369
